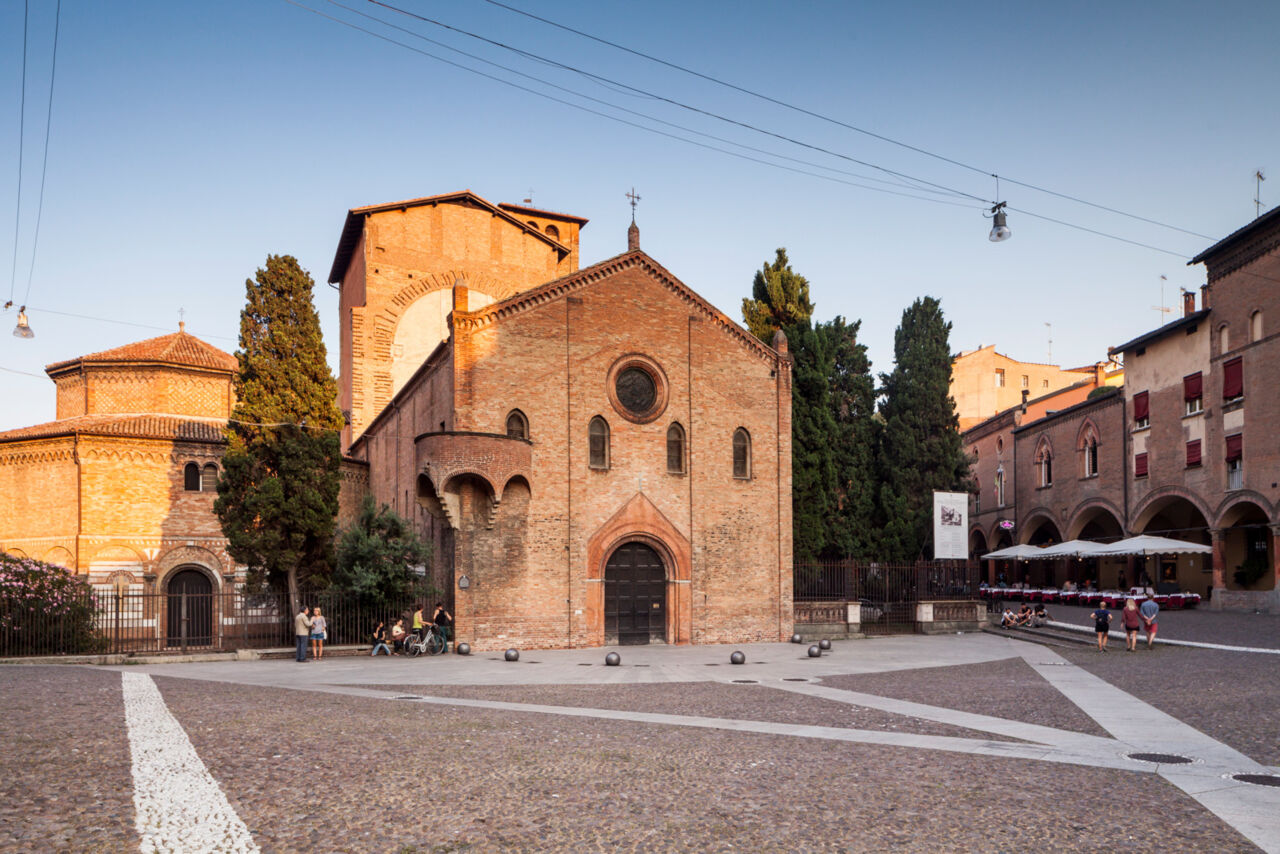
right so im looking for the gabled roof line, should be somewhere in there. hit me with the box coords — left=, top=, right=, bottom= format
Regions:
left=452, top=250, right=785, bottom=365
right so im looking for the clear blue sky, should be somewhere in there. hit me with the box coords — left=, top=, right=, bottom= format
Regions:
left=2, top=0, right=1276, bottom=431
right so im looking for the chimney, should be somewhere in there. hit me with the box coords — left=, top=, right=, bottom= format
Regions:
left=1094, top=361, right=1106, bottom=386
left=1182, top=289, right=1196, bottom=317
left=1021, top=388, right=1029, bottom=412
left=452, top=278, right=469, bottom=313
left=1200, top=283, right=1211, bottom=310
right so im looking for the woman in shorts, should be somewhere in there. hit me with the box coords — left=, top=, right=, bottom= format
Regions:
left=310, top=606, right=328, bottom=660
left=1090, top=603, right=1112, bottom=652
left=1121, top=598, right=1142, bottom=651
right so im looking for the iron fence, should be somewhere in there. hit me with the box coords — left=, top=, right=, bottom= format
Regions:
left=0, top=586, right=436, bottom=659
left=793, top=560, right=980, bottom=635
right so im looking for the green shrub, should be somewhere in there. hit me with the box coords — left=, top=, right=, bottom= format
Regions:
left=0, top=554, right=105, bottom=655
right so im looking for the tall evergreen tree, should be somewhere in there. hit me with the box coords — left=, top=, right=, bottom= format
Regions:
left=215, top=255, right=344, bottom=609
left=786, top=320, right=838, bottom=563
left=875, top=297, right=971, bottom=560
left=818, top=317, right=878, bottom=558
left=742, top=248, right=814, bottom=343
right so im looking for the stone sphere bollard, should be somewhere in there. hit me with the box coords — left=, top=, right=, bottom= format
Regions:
left=807, top=644, right=822, bottom=658
left=455, top=643, right=471, bottom=656
left=605, top=652, right=621, bottom=666
left=791, top=633, right=803, bottom=644
left=819, top=638, right=832, bottom=651
left=730, top=650, right=746, bottom=665
left=504, top=648, right=520, bottom=662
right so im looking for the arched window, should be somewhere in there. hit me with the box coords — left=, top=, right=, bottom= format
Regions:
left=589, top=416, right=610, bottom=469
left=1082, top=437, right=1098, bottom=478
left=995, top=466, right=1006, bottom=507
left=505, top=410, right=529, bottom=440
left=1251, top=310, right=1263, bottom=342
left=544, top=224, right=560, bottom=240
left=183, top=462, right=201, bottom=491
left=732, top=428, right=751, bottom=479
left=1035, top=440, right=1053, bottom=487
left=1220, top=323, right=1230, bottom=353
left=666, top=423, right=685, bottom=474
left=201, top=463, right=218, bottom=492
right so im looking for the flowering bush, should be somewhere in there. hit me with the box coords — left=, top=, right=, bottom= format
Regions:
left=0, top=553, right=104, bottom=655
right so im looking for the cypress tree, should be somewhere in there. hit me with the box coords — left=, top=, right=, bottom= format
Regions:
left=875, top=297, right=971, bottom=560
left=786, top=320, right=838, bottom=563
left=819, top=317, right=878, bottom=558
left=742, top=248, right=814, bottom=343
left=215, top=255, right=345, bottom=609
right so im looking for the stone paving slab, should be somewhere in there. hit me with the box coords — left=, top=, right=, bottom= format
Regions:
left=359, top=681, right=1028, bottom=744
left=1059, top=645, right=1280, bottom=766
left=0, top=666, right=137, bottom=853
left=818, top=656, right=1111, bottom=738
left=1047, top=608, right=1280, bottom=649
left=151, top=675, right=1256, bottom=853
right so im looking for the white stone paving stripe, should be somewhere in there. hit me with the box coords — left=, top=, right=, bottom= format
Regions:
left=121, top=672, right=259, bottom=854
left=1044, top=620, right=1280, bottom=654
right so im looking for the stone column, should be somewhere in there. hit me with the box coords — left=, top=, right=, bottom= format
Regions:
left=1270, top=525, right=1280, bottom=590
left=1210, top=527, right=1225, bottom=609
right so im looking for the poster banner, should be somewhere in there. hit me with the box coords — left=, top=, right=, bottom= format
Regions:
left=933, top=491, right=969, bottom=560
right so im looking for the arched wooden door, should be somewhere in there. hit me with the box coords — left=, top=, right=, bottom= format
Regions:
left=604, top=542, right=666, bottom=645
left=166, top=568, right=213, bottom=647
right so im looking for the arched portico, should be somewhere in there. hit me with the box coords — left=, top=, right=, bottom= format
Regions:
left=1133, top=493, right=1212, bottom=595
left=1019, top=512, right=1062, bottom=587
left=1215, top=497, right=1274, bottom=593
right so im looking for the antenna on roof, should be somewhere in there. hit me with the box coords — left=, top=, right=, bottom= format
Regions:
left=523, top=188, right=534, bottom=205
left=1151, top=275, right=1171, bottom=323
left=1256, top=170, right=1266, bottom=219
left=1044, top=322, right=1052, bottom=363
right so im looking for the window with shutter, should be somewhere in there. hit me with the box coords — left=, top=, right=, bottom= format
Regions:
left=1183, top=372, right=1203, bottom=415
left=1223, top=357, right=1243, bottom=401
left=1186, top=440, right=1201, bottom=467
left=1133, top=391, right=1150, bottom=429
left=1134, top=452, right=1149, bottom=478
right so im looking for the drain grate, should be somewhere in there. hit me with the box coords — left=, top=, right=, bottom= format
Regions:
left=1128, top=753, right=1194, bottom=765
left=577, top=663, right=593, bottom=667
left=731, top=679, right=758, bottom=684
left=1232, top=773, right=1280, bottom=788
left=704, top=663, right=720, bottom=667
left=782, top=677, right=809, bottom=682
left=393, top=695, right=422, bottom=700
left=633, top=664, right=650, bottom=667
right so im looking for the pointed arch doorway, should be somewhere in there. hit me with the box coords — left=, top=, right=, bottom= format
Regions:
left=604, top=542, right=666, bottom=645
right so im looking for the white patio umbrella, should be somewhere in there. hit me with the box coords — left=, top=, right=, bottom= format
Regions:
left=1036, top=539, right=1111, bottom=558
left=1093, top=535, right=1212, bottom=556
left=981, top=543, right=1048, bottom=560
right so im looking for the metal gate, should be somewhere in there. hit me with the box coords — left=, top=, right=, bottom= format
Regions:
left=604, top=542, right=666, bottom=645
left=794, top=560, right=978, bottom=635
left=166, top=568, right=213, bottom=648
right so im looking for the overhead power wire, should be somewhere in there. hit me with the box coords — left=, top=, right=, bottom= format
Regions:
left=324, top=0, right=967, bottom=202
left=365, top=0, right=992, bottom=205
left=288, top=1, right=983, bottom=209
left=23, top=304, right=237, bottom=341
left=22, top=0, right=60, bottom=306
left=9, top=0, right=30, bottom=304
left=475, top=0, right=1216, bottom=241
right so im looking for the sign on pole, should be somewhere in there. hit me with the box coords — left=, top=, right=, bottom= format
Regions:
left=933, top=491, right=969, bottom=560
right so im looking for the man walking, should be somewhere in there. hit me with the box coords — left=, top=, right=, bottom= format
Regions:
left=295, top=605, right=312, bottom=662
left=1139, top=596, right=1159, bottom=649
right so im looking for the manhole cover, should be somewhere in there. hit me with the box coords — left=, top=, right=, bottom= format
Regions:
left=704, top=663, right=720, bottom=667
left=731, top=679, right=758, bottom=684
left=525, top=661, right=540, bottom=664
left=393, top=696, right=422, bottom=700
left=782, top=677, right=809, bottom=682
left=633, top=664, right=650, bottom=667
left=577, top=663, right=593, bottom=667
left=1128, top=753, right=1194, bottom=765
left=1232, top=773, right=1280, bottom=788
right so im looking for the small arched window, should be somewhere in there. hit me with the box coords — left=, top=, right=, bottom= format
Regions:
left=1220, top=323, right=1231, bottom=353
left=201, top=463, right=218, bottom=492
left=545, top=224, right=560, bottom=240
left=506, top=410, right=529, bottom=440
left=1251, top=310, right=1263, bottom=342
left=1035, top=440, right=1053, bottom=487
left=1082, top=437, right=1099, bottom=478
left=995, top=466, right=1006, bottom=507
left=666, top=423, right=685, bottom=474
left=732, top=428, right=751, bottom=479
left=183, top=462, right=201, bottom=492
left=589, top=416, right=610, bottom=469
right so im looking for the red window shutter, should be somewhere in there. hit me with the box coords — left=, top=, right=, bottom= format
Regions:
left=1135, top=452, right=1149, bottom=477
left=1133, top=391, right=1149, bottom=422
left=1186, top=439, right=1201, bottom=466
left=1223, top=358, right=1243, bottom=400
left=1183, top=372, right=1202, bottom=401
left=1226, top=433, right=1243, bottom=462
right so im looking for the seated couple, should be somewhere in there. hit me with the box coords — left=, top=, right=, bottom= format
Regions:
left=1000, top=603, right=1050, bottom=628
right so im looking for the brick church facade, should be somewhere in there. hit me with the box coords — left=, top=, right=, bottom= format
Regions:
left=332, top=191, right=794, bottom=649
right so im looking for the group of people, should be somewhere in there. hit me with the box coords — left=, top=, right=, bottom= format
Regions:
left=1090, top=597, right=1159, bottom=652
left=999, top=602, right=1051, bottom=629
left=369, top=603, right=453, bottom=656
left=293, top=606, right=329, bottom=663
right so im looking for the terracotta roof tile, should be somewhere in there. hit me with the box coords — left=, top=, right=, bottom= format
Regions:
left=45, top=331, right=237, bottom=375
left=0, top=414, right=227, bottom=444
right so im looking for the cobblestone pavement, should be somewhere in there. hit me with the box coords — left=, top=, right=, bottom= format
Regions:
left=366, top=681, right=1027, bottom=743
left=1059, top=645, right=1280, bottom=765
left=2, top=632, right=1278, bottom=853
left=819, top=657, right=1111, bottom=738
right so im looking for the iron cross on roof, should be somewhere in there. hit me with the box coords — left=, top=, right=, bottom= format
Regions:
left=626, top=188, right=641, bottom=222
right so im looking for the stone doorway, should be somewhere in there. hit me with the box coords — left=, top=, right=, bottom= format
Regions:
left=165, top=567, right=213, bottom=648
left=604, top=542, right=666, bottom=645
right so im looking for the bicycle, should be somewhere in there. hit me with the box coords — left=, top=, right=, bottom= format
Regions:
left=404, top=625, right=446, bottom=657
